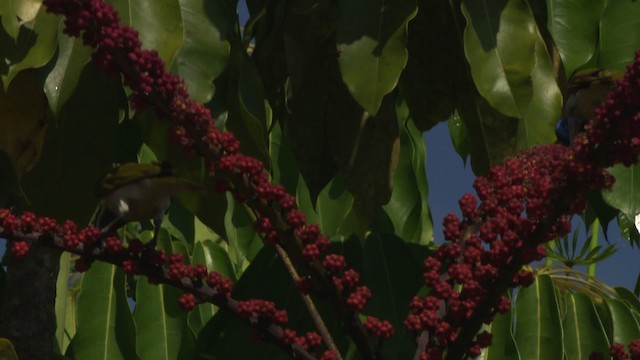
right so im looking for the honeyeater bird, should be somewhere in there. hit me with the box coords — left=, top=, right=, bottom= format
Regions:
left=556, top=68, right=623, bottom=145
left=95, top=161, right=205, bottom=247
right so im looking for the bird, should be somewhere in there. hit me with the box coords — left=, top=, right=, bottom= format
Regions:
left=95, top=161, right=205, bottom=247
left=556, top=68, right=623, bottom=145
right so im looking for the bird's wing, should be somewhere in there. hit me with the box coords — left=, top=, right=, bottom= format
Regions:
left=95, top=163, right=169, bottom=197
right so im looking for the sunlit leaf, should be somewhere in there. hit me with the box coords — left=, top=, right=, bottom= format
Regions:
left=461, top=0, right=561, bottom=150
left=336, top=0, right=417, bottom=115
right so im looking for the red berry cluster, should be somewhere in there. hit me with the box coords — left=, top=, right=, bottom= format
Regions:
left=363, top=316, right=394, bottom=339
left=280, top=329, right=323, bottom=351
left=0, top=209, right=234, bottom=299
left=408, top=50, right=640, bottom=357
left=236, top=299, right=326, bottom=352
left=9, top=241, right=29, bottom=258
left=591, top=340, right=640, bottom=360
left=178, top=293, right=196, bottom=311
left=575, top=51, right=640, bottom=169
left=236, top=299, right=289, bottom=325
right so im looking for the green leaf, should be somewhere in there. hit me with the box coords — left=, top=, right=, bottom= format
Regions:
left=327, top=96, right=401, bottom=228
left=134, top=279, right=190, bottom=360
left=617, top=212, right=640, bottom=247
left=546, top=0, right=603, bottom=75
left=54, top=252, right=71, bottom=355
left=43, top=29, right=93, bottom=117
left=174, top=0, right=230, bottom=103
left=514, top=275, right=563, bottom=360
left=479, top=292, right=520, bottom=360
left=606, top=298, right=640, bottom=345
left=382, top=97, right=433, bottom=244
left=585, top=190, right=619, bottom=237
left=2, top=4, right=60, bottom=88
left=21, top=63, right=124, bottom=223
left=563, top=292, right=610, bottom=360
left=448, top=112, right=471, bottom=165
left=315, top=173, right=356, bottom=236
left=461, top=0, right=561, bottom=149
left=225, top=67, right=271, bottom=165
left=224, top=193, right=263, bottom=276
left=0, top=338, right=18, bottom=360
left=0, top=69, right=50, bottom=179
left=361, top=233, right=423, bottom=359
left=602, top=164, right=640, bottom=221
left=281, top=5, right=341, bottom=200
left=109, top=0, right=183, bottom=67
left=65, top=262, right=138, bottom=360
left=400, top=0, right=458, bottom=131
left=336, top=0, right=417, bottom=115
left=134, top=236, right=194, bottom=360
left=598, top=1, right=640, bottom=71
left=615, top=287, right=640, bottom=314
left=269, top=121, right=300, bottom=195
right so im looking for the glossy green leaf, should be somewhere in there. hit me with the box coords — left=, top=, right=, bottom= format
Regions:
left=135, top=236, right=193, bottom=360
left=188, top=240, right=236, bottom=335
left=514, top=275, right=563, bottom=360
left=0, top=0, right=20, bottom=40
left=21, top=63, right=124, bottom=223
left=174, top=0, right=230, bottom=103
left=224, top=192, right=263, bottom=275
left=54, top=252, right=71, bottom=355
left=546, top=0, right=603, bottom=75
left=563, top=292, right=610, bottom=360
left=3, top=4, right=60, bottom=88
left=43, top=29, right=92, bottom=117
left=448, top=111, right=471, bottom=166
left=65, top=262, right=138, bottom=360
left=383, top=97, right=433, bottom=244
left=478, top=292, right=520, bottom=360
left=336, top=0, right=417, bottom=115
left=134, top=279, right=189, bottom=360
left=316, top=173, right=356, bottom=236
left=615, top=287, right=640, bottom=314
left=598, top=1, right=640, bottom=70
left=602, top=163, right=640, bottom=221
left=362, top=233, right=423, bottom=359
left=110, top=0, right=183, bottom=66
left=606, top=298, right=640, bottom=345
left=461, top=0, right=561, bottom=149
